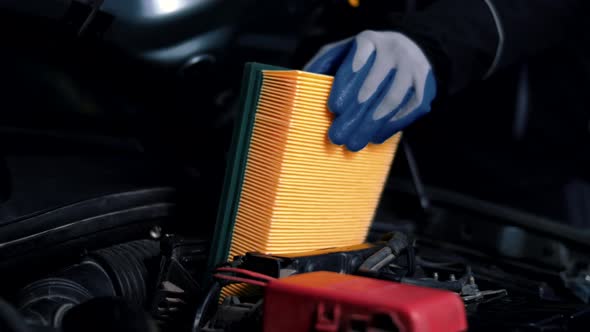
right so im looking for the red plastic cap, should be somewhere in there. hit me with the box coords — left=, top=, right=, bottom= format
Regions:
left=264, top=271, right=467, bottom=332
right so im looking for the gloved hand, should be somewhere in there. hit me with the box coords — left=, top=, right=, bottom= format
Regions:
left=304, top=30, right=437, bottom=151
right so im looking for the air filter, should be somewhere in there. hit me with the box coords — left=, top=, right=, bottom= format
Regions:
left=209, top=63, right=401, bottom=271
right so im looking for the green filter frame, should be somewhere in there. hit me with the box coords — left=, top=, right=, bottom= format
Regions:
left=207, top=63, right=286, bottom=272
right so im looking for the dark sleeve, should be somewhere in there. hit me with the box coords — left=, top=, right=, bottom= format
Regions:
left=394, top=0, right=586, bottom=95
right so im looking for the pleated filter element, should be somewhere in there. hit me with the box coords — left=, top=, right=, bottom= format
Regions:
left=209, top=63, right=401, bottom=273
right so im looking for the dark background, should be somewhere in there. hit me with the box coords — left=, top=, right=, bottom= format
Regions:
left=0, top=0, right=588, bottom=239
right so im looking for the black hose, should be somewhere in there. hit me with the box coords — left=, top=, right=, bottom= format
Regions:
left=17, top=240, right=160, bottom=328
left=192, top=282, right=221, bottom=332
left=359, top=232, right=410, bottom=273
left=90, top=240, right=160, bottom=306
left=359, top=247, right=394, bottom=272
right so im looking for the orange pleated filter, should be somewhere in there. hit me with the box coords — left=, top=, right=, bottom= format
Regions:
left=228, top=69, right=400, bottom=260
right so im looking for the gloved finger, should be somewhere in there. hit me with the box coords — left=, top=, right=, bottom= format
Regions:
left=344, top=67, right=414, bottom=151
left=356, top=34, right=401, bottom=103
left=347, top=85, right=414, bottom=151
left=328, top=69, right=396, bottom=148
left=371, top=71, right=436, bottom=144
left=303, top=38, right=354, bottom=75
left=327, top=36, right=376, bottom=116
left=391, top=71, right=437, bottom=122
left=328, top=105, right=370, bottom=147
left=371, top=67, right=413, bottom=120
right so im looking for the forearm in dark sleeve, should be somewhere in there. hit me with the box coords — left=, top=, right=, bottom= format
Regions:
left=394, top=0, right=585, bottom=94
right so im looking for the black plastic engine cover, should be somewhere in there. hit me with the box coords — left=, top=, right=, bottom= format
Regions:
left=0, top=153, right=181, bottom=276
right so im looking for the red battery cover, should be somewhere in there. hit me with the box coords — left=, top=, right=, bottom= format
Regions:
left=263, top=271, right=467, bottom=332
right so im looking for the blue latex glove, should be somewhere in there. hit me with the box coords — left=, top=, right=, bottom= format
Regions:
left=304, top=30, right=437, bottom=151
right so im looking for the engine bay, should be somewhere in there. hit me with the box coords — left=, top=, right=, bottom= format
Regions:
left=0, top=1, right=589, bottom=331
